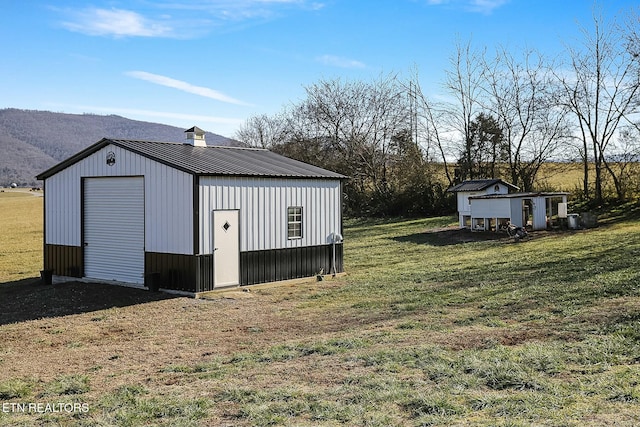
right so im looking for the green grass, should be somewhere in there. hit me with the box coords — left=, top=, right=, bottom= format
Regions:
left=2, top=194, right=640, bottom=425
left=94, top=385, right=210, bottom=427
left=0, top=379, right=34, bottom=400
left=340, top=217, right=640, bottom=320
left=209, top=216, right=640, bottom=425
left=41, top=375, right=90, bottom=397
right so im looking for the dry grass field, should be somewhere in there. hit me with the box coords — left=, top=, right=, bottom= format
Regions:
left=1, top=188, right=640, bottom=426
left=534, top=162, right=585, bottom=191
left=0, top=190, right=42, bottom=283
left=431, top=162, right=591, bottom=194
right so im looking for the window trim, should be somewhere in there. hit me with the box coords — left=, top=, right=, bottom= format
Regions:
left=287, top=206, right=303, bottom=240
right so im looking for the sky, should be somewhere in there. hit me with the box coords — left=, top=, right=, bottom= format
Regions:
left=1, top=1, right=637, bottom=138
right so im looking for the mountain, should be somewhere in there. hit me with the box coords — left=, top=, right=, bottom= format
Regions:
left=0, top=109, right=241, bottom=186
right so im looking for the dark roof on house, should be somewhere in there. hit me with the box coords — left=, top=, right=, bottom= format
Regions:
left=446, top=179, right=519, bottom=193
left=37, top=138, right=347, bottom=180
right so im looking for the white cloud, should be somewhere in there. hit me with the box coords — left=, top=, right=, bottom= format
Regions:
left=424, top=0, right=509, bottom=14
left=467, top=0, right=510, bottom=14
left=126, top=71, right=252, bottom=106
left=88, top=106, right=244, bottom=126
left=61, top=8, right=173, bottom=38
left=58, top=1, right=325, bottom=38
left=150, top=0, right=325, bottom=23
left=316, top=55, right=366, bottom=69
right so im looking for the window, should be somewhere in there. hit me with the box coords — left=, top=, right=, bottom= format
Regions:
left=287, top=207, right=303, bottom=239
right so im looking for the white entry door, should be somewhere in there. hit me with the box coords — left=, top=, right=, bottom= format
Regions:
left=84, top=177, right=145, bottom=284
left=212, top=210, right=240, bottom=287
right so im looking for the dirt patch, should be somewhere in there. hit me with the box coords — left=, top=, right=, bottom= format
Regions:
left=0, top=278, right=174, bottom=325
left=432, top=325, right=563, bottom=350
left=566, top=297, right=640, bottom=331
left=0, top=277, right=352, bottom=389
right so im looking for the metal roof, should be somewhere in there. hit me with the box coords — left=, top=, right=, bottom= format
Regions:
left=184, top=126, right=204, bottom=134
left=469, top=191, right=569, bottom=200
left=37, top=138, right=347, bottom=180
left=446, top=179, right=519, bottom=193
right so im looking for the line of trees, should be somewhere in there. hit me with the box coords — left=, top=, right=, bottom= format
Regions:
left=236, top=5, right=640, bottom=216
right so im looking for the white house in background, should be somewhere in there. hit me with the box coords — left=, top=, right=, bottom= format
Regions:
left=448, top=179, right=569, bottom=231
left=36, top=127, right=346, bottom=295
left=447, top=179, right=519, bottom=228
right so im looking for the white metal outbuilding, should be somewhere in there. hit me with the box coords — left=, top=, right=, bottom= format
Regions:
left=37, top=128, right=346, bottom=293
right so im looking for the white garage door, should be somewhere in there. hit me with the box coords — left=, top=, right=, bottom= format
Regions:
left=83, top=177, right=145, bottom=284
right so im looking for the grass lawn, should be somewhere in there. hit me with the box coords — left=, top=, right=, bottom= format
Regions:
left=1, top=192, right=640, bottom=425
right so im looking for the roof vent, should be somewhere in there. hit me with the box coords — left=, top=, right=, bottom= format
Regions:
left=185, top=126, right=206, bottom=147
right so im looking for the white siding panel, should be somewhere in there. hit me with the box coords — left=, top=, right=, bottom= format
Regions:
left=198, top=177, right=342, bottom=253
left=471, top=198, right=512, bottom=219
left=44, top=172, right=81, bottom=246
left=43, top=144, right=193, bottom=254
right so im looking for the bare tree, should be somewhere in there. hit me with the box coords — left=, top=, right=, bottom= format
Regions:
left=556, top=6, right=640, bottom=202
left=235, top=113, right=287, bottom=149
left=296, top=75, right=411, bottom=196
left=404, top=69, right=454, bottom=186
left=605, top=125, right=640, bottom=200
left=442, top=39, right=486, bottom=182
left=482, top=48, right=570, bottom=191
left=238, top=75, right=421, bottom=215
